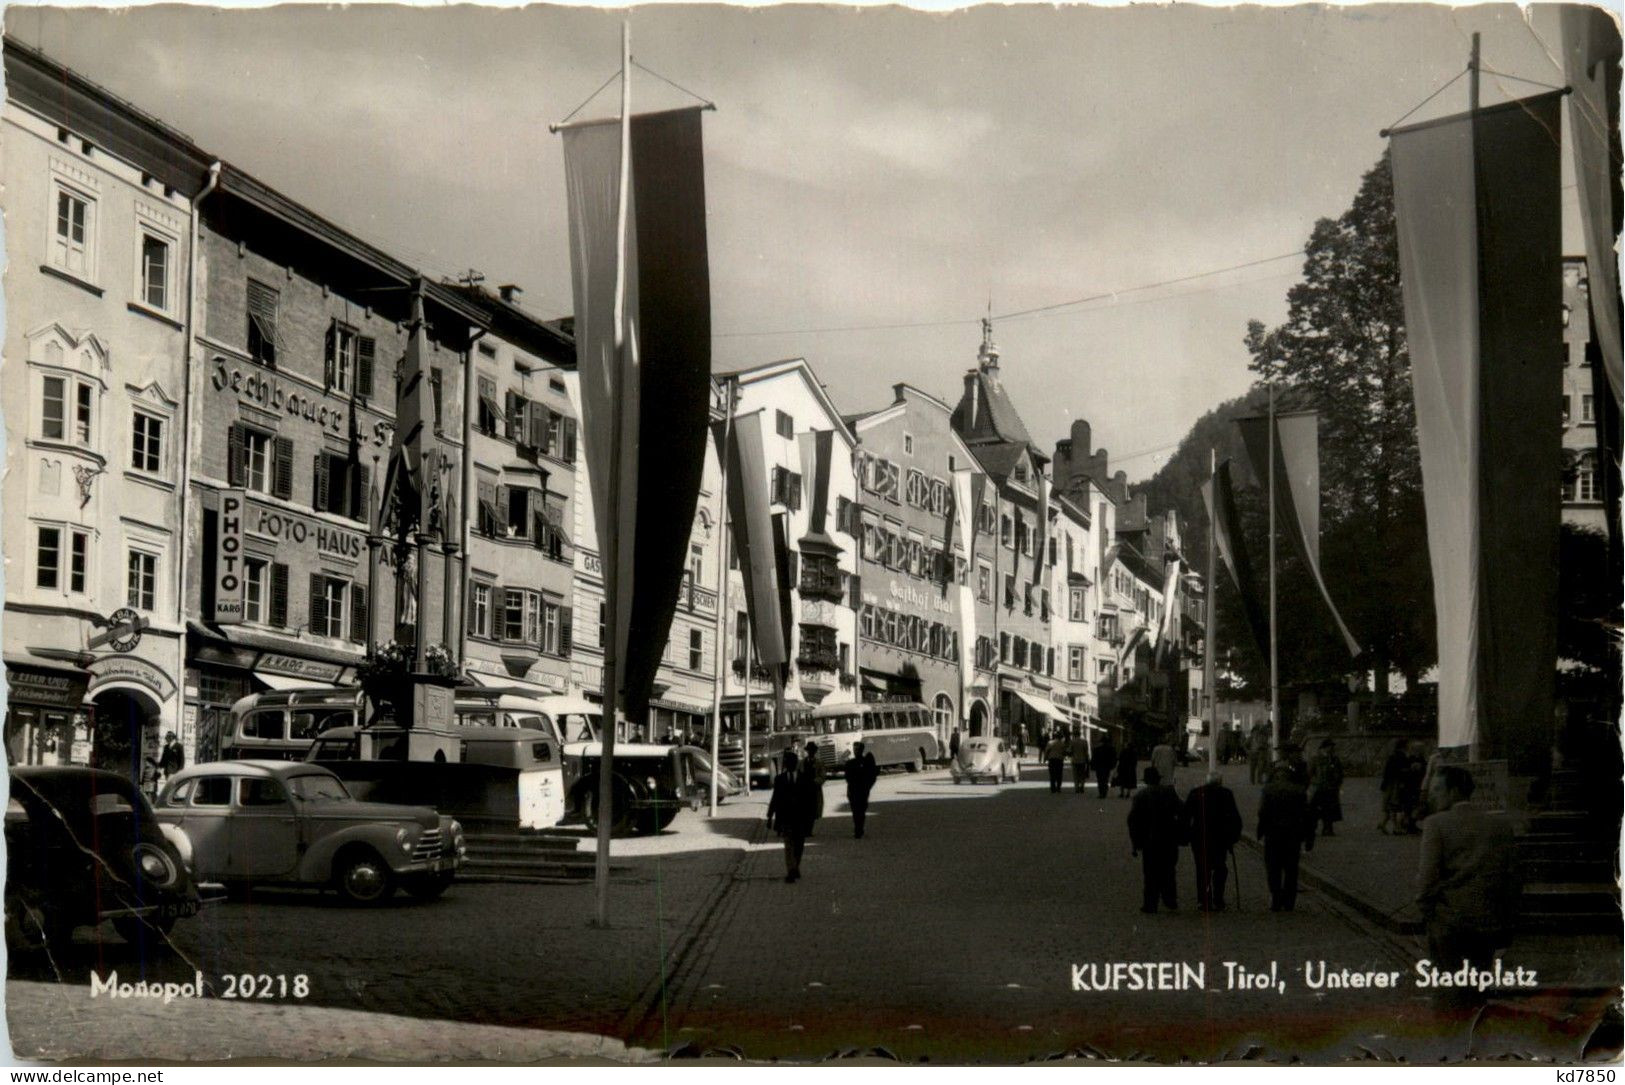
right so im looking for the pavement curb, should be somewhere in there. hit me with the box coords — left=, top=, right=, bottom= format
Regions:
left=1238, top=832, right=1424, bottom=935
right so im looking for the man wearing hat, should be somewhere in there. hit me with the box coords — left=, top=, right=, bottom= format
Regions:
left=158, top=730, right=185, bottom=779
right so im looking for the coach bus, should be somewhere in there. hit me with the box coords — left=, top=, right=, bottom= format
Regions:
left=807, top=701, right=941, bottom=776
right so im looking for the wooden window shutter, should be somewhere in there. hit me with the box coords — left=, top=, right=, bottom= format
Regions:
left=349, top=583, right=367, bottom=644
left=323, top=322, right=337, bottom=390
left=308, top=573, right=324, bottom=634
left=790, top=472, right=802, bottom=511
left=352, top=461, right=369, bottom=522
left=561, top=417, right=577, bottom=463
left=533, top=507, right=548, bottom=551
left=559, top=606, right=573, bottom=657
left=270, top=563, right=289, bottom=627
left=227, top=424, right=245, bottom=487
left=312, top=454, right=330, bottom=513
left=528, top=403, right=548, bottom=451
left=357, top=337, right=376, bottom=398
left=272, top=436, right=294, bottom=500
left=504, top=392, right=519, bottom=440
left=848, top=573, right=861, bottom=611
left=495, top=484, right=509, bottom=534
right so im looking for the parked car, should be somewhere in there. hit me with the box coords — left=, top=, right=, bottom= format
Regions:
left=679, top=746, right=743, bottom=803
left=6, top=766, right=218, bottom=951
left=154, top=761, right=465, bottom=905
left=950, top=737, right=1018, bottom=785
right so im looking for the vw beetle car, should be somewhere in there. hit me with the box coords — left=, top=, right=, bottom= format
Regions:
left=950, top=736, right=1018, bottom=785
left=6, top=766, right=217, bottom=951
left=154, top=761, right=465, bottom=904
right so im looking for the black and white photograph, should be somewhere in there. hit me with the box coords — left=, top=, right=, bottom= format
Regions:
left=0, top=0, right=1620, bottom=1067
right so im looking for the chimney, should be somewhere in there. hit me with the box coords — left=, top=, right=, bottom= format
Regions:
left=498, top=284, right=523, bottom=304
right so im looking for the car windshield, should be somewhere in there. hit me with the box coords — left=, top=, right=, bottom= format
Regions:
left=561, top=713, right=601, bottom=742
left=507, top=713, right=561, bottom=740
left=286, top=773, right=351, bottom=803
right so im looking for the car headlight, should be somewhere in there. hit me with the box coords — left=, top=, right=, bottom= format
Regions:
left=396, top=827, right=415, bottom=854
left=449, top=819, right=466, bottom=857
left=132, top=843, right=178, bottom=889
left=645, top=776, right=659, bottom=793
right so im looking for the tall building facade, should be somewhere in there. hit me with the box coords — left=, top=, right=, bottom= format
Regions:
left=453, top=285, right=579, bottom=698
left=2, top=39, right=203, bottom=771
left=849, top=383, right=981, bottom=745
left=717, top=360, right=860, bottom=734
left=1562, top=256, right=1608, bottom=532
left=951, top=324, right=1064, bottom=745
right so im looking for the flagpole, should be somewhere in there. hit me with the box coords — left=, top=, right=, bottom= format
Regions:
left=743, top=614, right=753, bottom=792
left=1466, top=30, right=1482, bottom=765
left=1205, top=449, right=1219, bottom=779
left=709, top=378, right=736, bottom=816
left=1268, top=381, right=1279, bottom=760
left=593, top=21, right=632, bottom=929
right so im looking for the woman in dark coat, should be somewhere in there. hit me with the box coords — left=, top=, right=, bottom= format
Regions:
left=1379, top=739, right=1409, bottom=834
left=1114, top=743, right=1139, bottom=799
left=1308, top=739, right=1345, bottom=836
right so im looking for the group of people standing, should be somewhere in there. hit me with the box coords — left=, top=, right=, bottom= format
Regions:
left=1125, top=736, right=1347, bottom=913
left=766, top=740, right=879, bottom=883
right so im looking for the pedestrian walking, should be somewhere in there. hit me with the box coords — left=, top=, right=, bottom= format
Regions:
left=1128, top=766, right=1182, bottom=913
left=1256, top=765, right=1315, bottom=911
left=1379, top=738, right=1410, bottom=834
left=802, top=741, right=826, bottom=835
left=948, top=728, right=962, bottom=765
left=1091, top=733, right=1117, bottom=799
left=1114, top=743, right=1139, bottom=798
left=845, top=742, right=879, bottom=839
left=1308, top=739, right=1345, bottom=836
left=767, top=750, right=818, bottom=883
left=1246, top=723, right=1271, bottom=785
left=1401, top=748, right=1428, bottom=833
left=1015, top=729, right=1027, bottom=763
left=1069, top=729, right=1091, bottom=793
left=1043, top=731, right=1068, bottom=793
left=1151, top=738, right=1176, bottom=787
left=1278, top=743, right=1309, bottom=788
left=1182, top=772, right=1242, bottom=911
left=1415, top=765, right=1521, bottom=980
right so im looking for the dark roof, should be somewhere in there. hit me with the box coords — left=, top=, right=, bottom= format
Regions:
left=445, top=283, right=575, bottom=367
left=951, top=367, right=1035, bottom=449
left=966, top=441, right=1028, bottom=483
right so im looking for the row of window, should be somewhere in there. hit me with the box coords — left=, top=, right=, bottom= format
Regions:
left=477, top=384, right=578, bottom=463
left=468, top=582, right=571, bottom=656
left=37, top=372, right=170, bottom=476
left=1561, top=393, right=1597, bottom=425
left=49, top=173, right=178, bottom=315
left=859, top=520, right=962, bottom=584
left=858, top=604, right=961, bottom=664
left=473, top=479, right=570, bottom=558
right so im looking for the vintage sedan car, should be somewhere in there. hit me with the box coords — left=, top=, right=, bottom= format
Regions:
left=679, top=746, right=743, bottom=803
left=6, top=766, right=217, bottom=951
left=950, top=736, right=1019, bottom=785
left=154, top=761, right=465, bottom=905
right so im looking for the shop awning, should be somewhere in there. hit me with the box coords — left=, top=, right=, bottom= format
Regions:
left=463, top=670, right=571, bottom=697
left=255, top=672, right=334, bottom=692
left=1011, top=688, right=1069, bottom=723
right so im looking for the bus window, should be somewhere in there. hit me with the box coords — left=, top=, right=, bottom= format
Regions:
left=291, top=707, right=354, bottom=740
left=510, top=713, right=561, bottom=740
left=457, top=711, right=499, bottom=728
left=242, top=710, right=286, bottom=741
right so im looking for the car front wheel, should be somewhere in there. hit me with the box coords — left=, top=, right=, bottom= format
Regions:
left=335, top=849, right=396, bottom=905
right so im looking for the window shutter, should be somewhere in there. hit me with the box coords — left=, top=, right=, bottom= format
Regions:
left=323, top=322, right=336, bottom=390
left=350, top=583, right=367, bottom=644
left=352, top=462, right=370, bottom=522
left=504, top=392, right=519, bottom=440
left=270, top=563, right=289, bottom=627
left=533, top=507, right=547, bottom=551
left=528, top=403, right=547, bottom=450
left=561, top=417, right=577, bottom=463
left=848, top=573, right=862, bottom=611
left=227, top=424, right=245, bottom=486
left=559, top=606, right=573, bottom=657
left=312, top=454, right=330, bottom=513
left=308, top=573, right=323, bottom=635
left=495, top=485, right=509, bottom=534
left=272, top=436, right=294, bottom=500
left=477, top=479, right=495, bottom=535
left=785, top=549, right=799, bottom=585
left=357, top=337, right=375, bottom=398
left=790, top=472, right=802, bottom=511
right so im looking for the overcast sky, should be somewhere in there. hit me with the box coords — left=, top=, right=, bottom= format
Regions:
left=6, top=4, right=1582, bottom=480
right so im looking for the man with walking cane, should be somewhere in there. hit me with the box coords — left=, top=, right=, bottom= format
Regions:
left=1182, top=771, right=1243, bottom=912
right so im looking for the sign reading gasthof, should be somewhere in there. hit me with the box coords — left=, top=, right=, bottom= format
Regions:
left=214, top=489, right=247, bottom=624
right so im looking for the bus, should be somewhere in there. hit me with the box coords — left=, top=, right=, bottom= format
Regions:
left=807, top=702, right=941, bottom=776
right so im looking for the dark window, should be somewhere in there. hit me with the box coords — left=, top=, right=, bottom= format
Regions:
left=246, top=279, right=278, bottom=368
left=192, top=777, right=233, bottom=806
left=775, top=410, right=794, bottom=439
left=239, top=778, right=287, bottom=806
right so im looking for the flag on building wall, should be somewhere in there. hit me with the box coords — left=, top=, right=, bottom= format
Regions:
left=1562, top=6, right=1623, bottom=407
left=1202, top=461, right=1269, bottom=661
left=1033, top=473, right=1051, bottom=583
left=951, top=468, right=980, bottom=712
left=1389, top=91, right=1564, bottom=764
left=716, top=410, right=788, bottom=669
left=1237, top=410, right=1362, bottom=659
left=562, top=105, right=713, bottom=718
left=797, top=429, right=837, bottom=548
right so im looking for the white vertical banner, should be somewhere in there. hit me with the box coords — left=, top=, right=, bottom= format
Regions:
left=214, top=488, right=247, bottom=624
left=951, top=468, right=979, bottom=717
